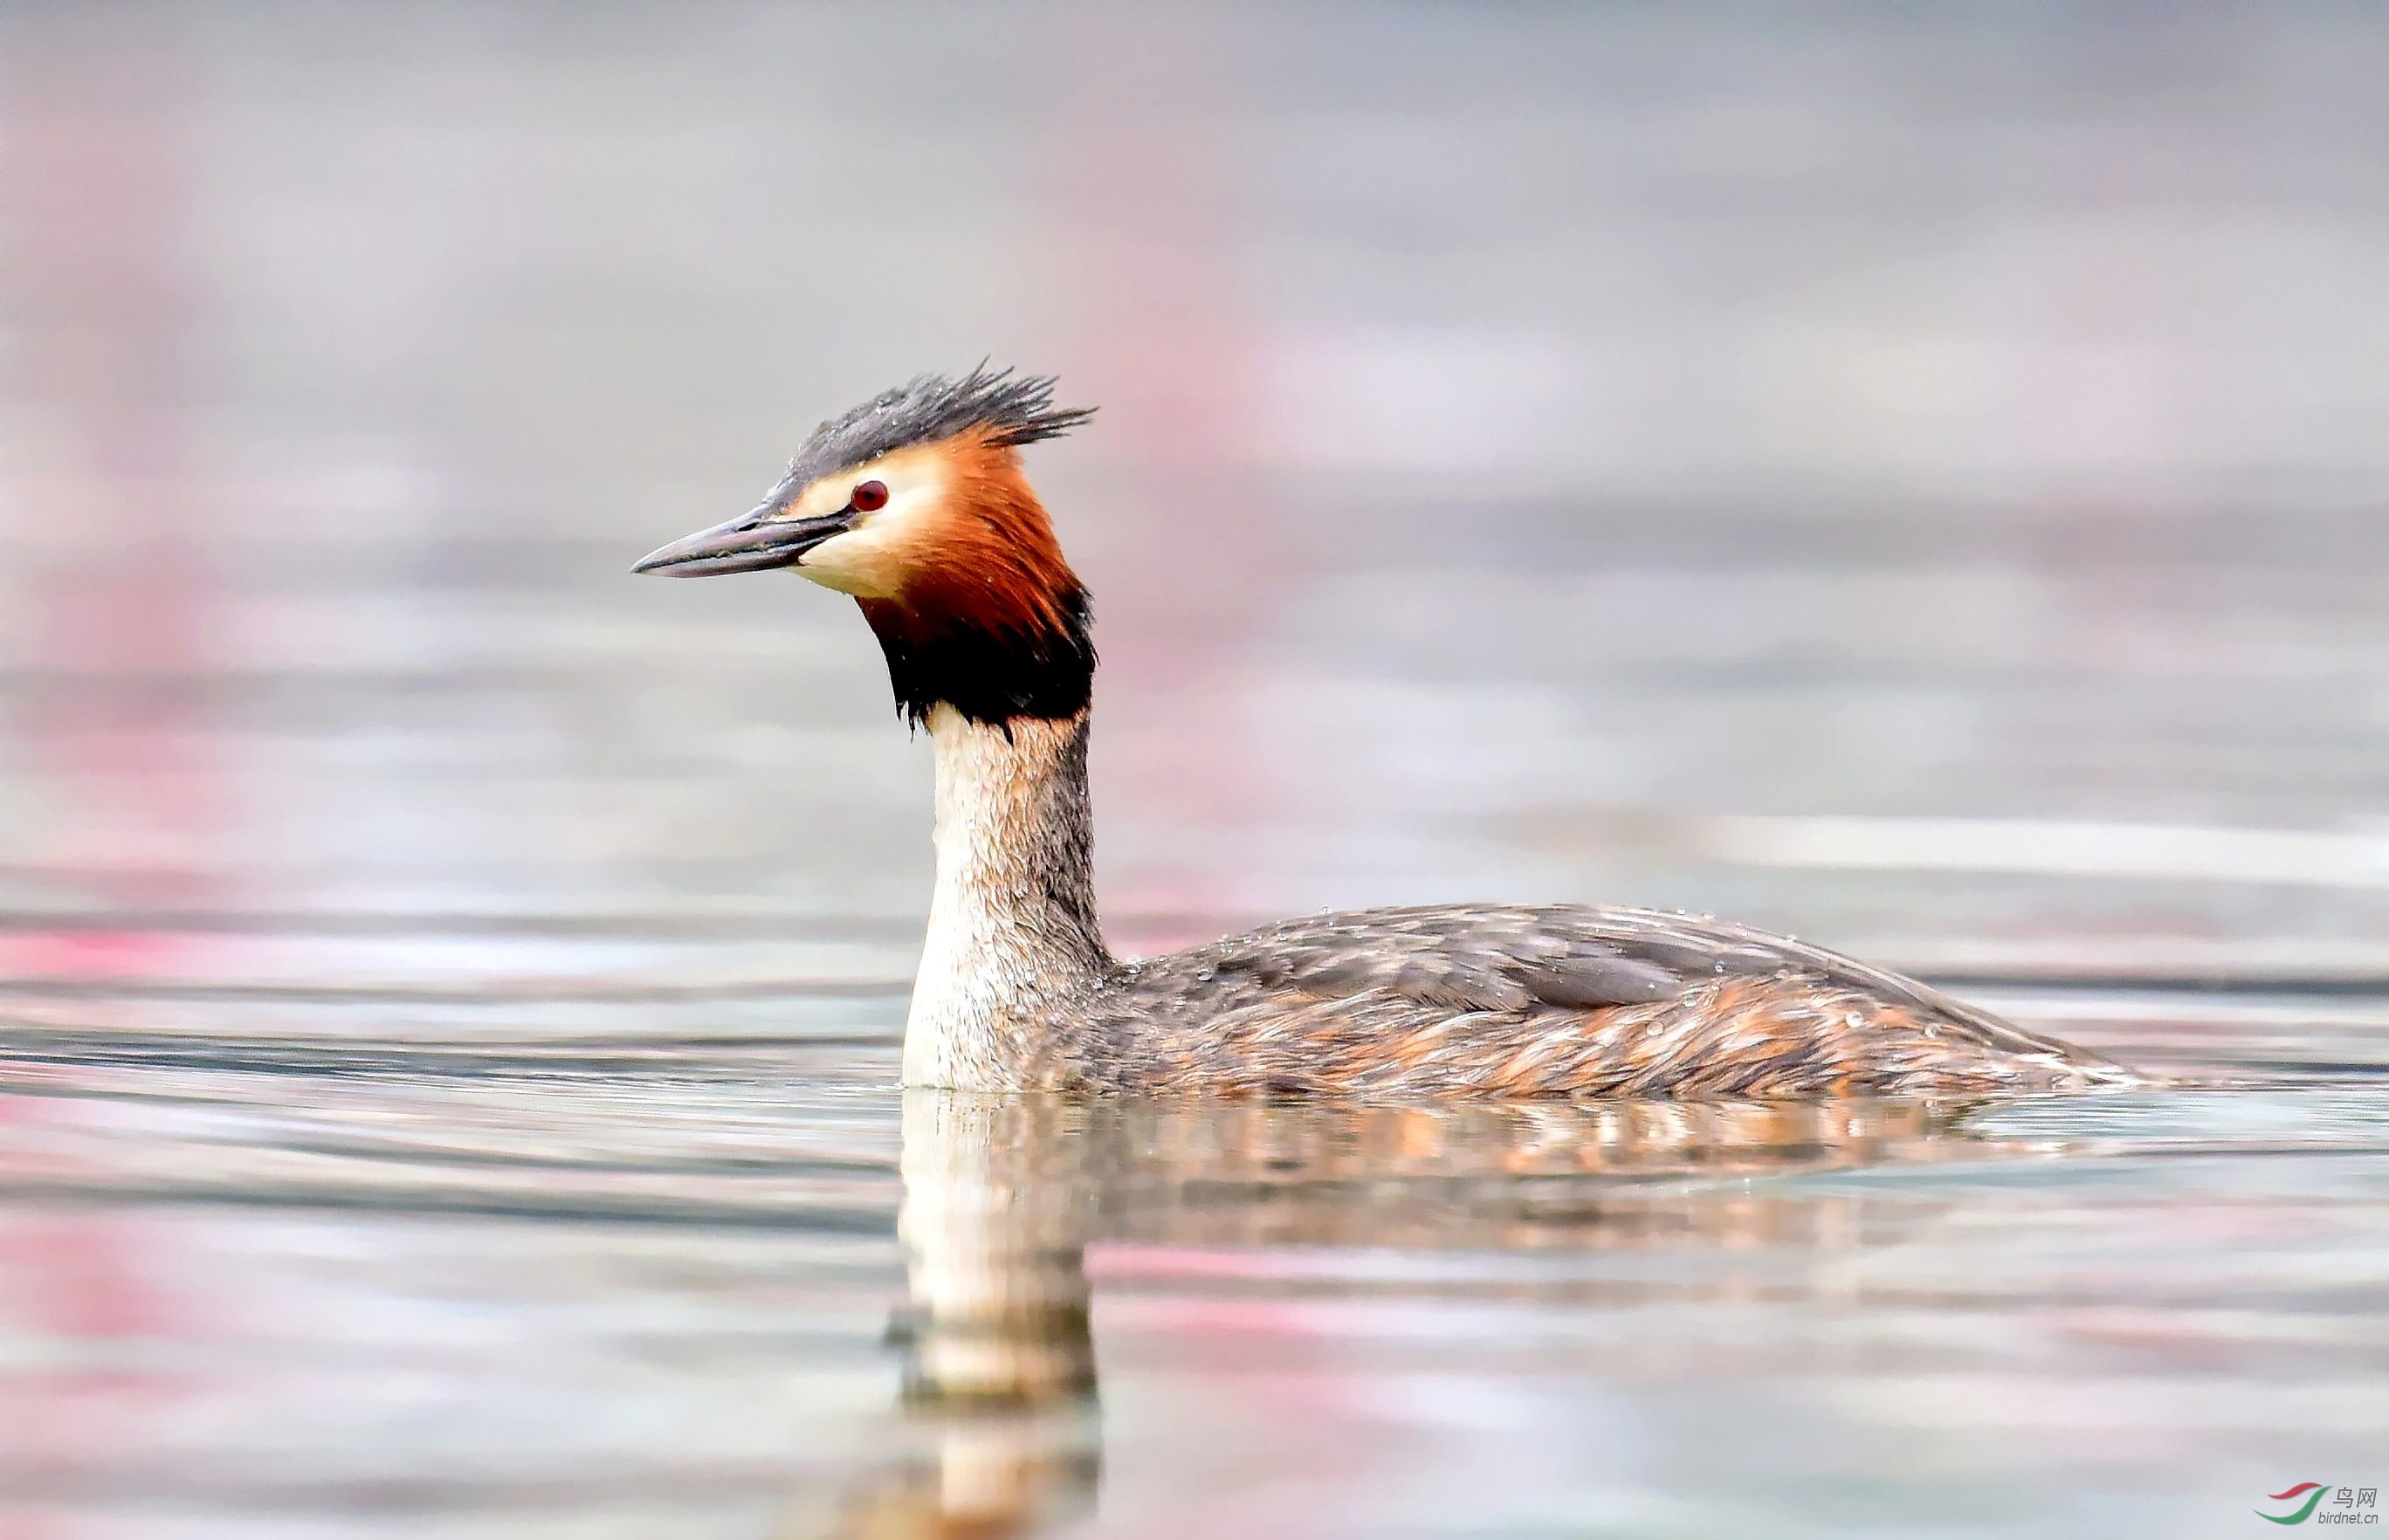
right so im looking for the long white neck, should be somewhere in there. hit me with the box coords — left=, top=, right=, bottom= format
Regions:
left=903, top=704, right=1109, bottom=1090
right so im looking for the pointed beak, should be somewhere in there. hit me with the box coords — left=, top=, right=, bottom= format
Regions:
left=632, top=505, right=854, bottom=578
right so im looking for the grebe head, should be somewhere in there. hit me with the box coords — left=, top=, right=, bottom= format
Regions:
left=635, top=367, right=1098, bottom=725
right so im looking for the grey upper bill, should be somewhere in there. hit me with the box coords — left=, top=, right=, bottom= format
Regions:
left=632, top=505, right=852, bottom=576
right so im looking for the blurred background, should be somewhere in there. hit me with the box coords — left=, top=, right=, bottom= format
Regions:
left=6, top=0, right=2386, bottom=989
left=2, top=4, right=2386, bottom=1537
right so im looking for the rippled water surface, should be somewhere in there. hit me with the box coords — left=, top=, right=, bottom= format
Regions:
left=2, top=998, right=2385, bottom=1538
left=6, top=3, right=2389, bottom=1536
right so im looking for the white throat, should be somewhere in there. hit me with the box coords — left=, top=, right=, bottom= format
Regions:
left=904, top=705, right=1108, bottom=1090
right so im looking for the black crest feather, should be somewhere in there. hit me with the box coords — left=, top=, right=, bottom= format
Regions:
left=773, top=364, right=1094, bottom=499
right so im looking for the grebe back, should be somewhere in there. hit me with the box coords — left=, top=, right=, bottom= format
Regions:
left=637, top=367, right=2132, bottom=1099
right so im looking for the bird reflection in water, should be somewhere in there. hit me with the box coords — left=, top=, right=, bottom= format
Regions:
left=818, top=1091, right=2053, bottom=1537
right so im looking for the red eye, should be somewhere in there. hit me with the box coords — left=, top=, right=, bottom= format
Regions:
left=850, top=479, right=889, bottom=513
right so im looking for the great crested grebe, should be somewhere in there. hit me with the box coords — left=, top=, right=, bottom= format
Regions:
left=637, top=367, right=2133, bottom=1099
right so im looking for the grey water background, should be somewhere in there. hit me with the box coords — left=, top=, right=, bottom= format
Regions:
left=2, top=4, right=2386, bottom=1537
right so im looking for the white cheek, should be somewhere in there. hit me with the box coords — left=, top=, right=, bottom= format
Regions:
left=794, top=485, right=940, bottom=599
left=795, top=525, right=908, bottom=598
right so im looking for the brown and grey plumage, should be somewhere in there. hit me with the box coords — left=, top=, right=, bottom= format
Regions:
left=1079, top=900, right=2118, bottom=1097
left=637, top=367, right=2135, bottom=1101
